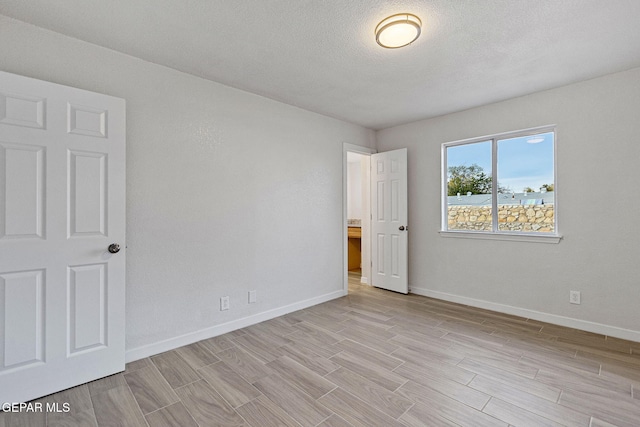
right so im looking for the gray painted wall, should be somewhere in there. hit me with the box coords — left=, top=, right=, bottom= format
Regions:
left=377, top=67, right=640, bottom=339
left=0, top=16, right=375, bottom=357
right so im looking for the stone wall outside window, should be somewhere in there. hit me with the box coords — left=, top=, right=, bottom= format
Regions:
left=447, top=204, right=554, bottom=232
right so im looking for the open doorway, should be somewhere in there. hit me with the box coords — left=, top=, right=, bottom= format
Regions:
left=343, top=143, right=375, bottom=294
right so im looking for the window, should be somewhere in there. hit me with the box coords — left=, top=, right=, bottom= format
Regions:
left=442, top=127, right=558, bottom=241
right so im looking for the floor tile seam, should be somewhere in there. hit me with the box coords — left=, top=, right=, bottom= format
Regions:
left=482, top=395, right=571, bottom=427
left=123, top=373, right=151, bottom=427
left=401, top=382, right=500, bottom=425
left=393, top=400, right=416, bottom=422
left=335, top=339, right=404, bottom=369
left=534, top=367, right=636, bottom=401
left=460, top=361, right=562, bottom=403
left=199, top=374, right=262, bottom=410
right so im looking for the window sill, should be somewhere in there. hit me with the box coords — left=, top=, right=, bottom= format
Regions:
left=439, top=230, right=562, bottom=244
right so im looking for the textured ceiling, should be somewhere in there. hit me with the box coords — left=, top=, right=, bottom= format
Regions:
left=2, top=0, right=640, bottom=130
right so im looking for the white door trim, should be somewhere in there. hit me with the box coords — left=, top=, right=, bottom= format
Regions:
left=342, top=143, right=376, bottom=294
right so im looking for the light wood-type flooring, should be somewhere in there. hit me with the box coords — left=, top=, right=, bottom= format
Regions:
left=3, top=274, right=640, bottom=426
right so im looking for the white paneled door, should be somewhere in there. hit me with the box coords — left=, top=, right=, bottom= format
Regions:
left=0, top=71, right=126, bottom=403
left=371, top=149, right=408, bottom=294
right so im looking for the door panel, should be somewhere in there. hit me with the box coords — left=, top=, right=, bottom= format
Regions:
left=0, top=143, right=46, bottom=239
left=69, top=263, right=107, bottom=354
left=0, top=71, right=125, bottom=403
left=370, top=148, right=408, bottom=294
left=0, top=269, right=45, bottom=370
left=69, top=150, right=107, bottom=237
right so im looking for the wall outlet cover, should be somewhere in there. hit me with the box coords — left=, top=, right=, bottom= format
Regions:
left=569, top=291, right=581, bottom=305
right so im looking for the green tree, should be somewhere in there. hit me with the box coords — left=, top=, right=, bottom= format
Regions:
left=447, top=164, right=492, bottom=196
left=541, top=183, right=554, bottom=192
left=523, top=187, right=535, bottom=193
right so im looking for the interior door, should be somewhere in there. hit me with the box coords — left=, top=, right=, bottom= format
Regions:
left=370, top=148, right=408, bottom=294
left=0, top=71, right=126, bottom=403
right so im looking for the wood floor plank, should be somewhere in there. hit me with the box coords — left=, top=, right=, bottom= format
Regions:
left=216, top=345, right=273, bottom=384
left=87, top=373, right=128, bottom=397
left=47, top=408, right=97, bottom=427
left=316, top=414, right=352, bottom=427
left=125, top=357, right=152, bottom=374
left=534, top=368, right=632, bottom=398
left=232, top=333, right=288, bottom=363
left=253, top=317, right=300, bottom=337
left=300, top=312, right=347, bottom=332
left=145, top=402, right=198, bottom=427
left=389, top=333, right=463, bottom=365
left=293, top=321, right=344, bottom=346
left=458, top=352, right=539, bottom=379
left=197, top=361, right=261, bottom=408
left=333, top=339, right=404, bottom=371
left=174, top=379, right=244, bottom=427
left=91, top=385, right=147, bottom=427
left=559, top=387, right=640, bottom=427
left=151, top=350, right=201, bottom=389
left=397, top=380, right=508, bottom=427
left=235, top=395, right=301, bottom=427
left=518, top=352, right=601, bottom=377
left=278, top=343, right=341, bottom=376
left=468, top=374, right=591, bottom=427
left=590, top=417, right=624, bottom=427
left=387, top=322, right=447, bottom=340
left=253, top=374, right=332, bottom=426
left=174, top=341, right=220, bottom=370
left=483, top=397, right=565, bottom=427
left=317, top=387, right=406, bottom=427
left=124, top=365, right=179, bottom=414
left=390, top=347, right=476, bottom=384
left=43, top=384, right=98, bottom=427
left=287, top=331, right=344, bottom=358
left=400, top=401, right=466, bottom=427
left=457, top=357, right=562, bottom=402
left=341, top=316, right=394, bottom=332
left=265, top=356, right=336, bottom=399
left=0, top=411, right=45, bottom=427
left=325, top=367, right=413, bottom=419
left=198, top=335, right=236, bottom=354
left=330, top=349, right=406, bottom=391
left=394, top=363, right=490, bottom=410
left=337, top=327, right=399, bottom=354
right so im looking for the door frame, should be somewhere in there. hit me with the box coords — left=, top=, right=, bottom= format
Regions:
left=342, top=143, right=376, bottom=294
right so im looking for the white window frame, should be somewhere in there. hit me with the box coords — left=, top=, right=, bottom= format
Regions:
left=440, top=125, right=561, bottom=243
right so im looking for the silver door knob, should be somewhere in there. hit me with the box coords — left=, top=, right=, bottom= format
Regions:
left=108, top=243, right=121, bottom=254
left=399, top=226, right=405, bottom=231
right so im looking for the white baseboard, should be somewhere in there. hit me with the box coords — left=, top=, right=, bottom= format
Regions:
left=125, top=290, right=345, bottom=363
left=360, top=276, right=368, bottom=284
left=410, top=286, right=640, bottom=343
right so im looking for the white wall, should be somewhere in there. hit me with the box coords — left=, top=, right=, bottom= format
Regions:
left=377, top=67, right=640, bottom=340
left=347, top=158, right=363, bottom=219
left=0, top=16, right=375, bottom=358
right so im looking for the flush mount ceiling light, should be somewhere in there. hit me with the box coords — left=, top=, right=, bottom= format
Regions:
left=375, top=13, right=422, bottom=49
left=526, top=137, right=545, bottom=144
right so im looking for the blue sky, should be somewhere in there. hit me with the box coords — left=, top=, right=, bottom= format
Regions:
left=446, top=132, right=554, bottom=192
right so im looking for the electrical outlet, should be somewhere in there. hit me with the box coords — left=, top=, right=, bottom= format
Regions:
left=248, top=290, right=257, bottom=304
left=220, top=296, right=230, bottom=311
left=569, top=290, right=581, bottom=305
